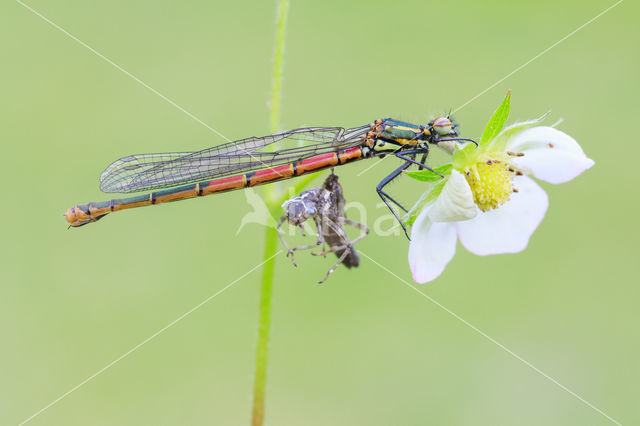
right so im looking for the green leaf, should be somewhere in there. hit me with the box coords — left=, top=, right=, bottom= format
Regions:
left=480, top=90, right=511, bottom=145
left=404, top=164, right=453, bottom=182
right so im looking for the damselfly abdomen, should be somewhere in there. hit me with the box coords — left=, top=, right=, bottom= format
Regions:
left=64, top=116, right=475, bottom=235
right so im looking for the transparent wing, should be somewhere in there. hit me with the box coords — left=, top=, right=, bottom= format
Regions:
left=100, top=125, right=369, bottom=193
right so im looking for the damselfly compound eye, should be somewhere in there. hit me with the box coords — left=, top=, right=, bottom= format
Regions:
left=433, top=117, right=453, bottom=136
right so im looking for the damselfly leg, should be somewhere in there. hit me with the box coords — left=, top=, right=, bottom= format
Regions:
left=376, top=161, right=412, bottom=234
left=376, top=148, right=435, bottom=239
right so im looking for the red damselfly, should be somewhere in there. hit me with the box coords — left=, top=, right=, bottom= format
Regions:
left=64, top=116, right=476, bottom=236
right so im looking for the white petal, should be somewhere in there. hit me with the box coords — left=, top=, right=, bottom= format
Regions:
left=428, top=170, right=478, bottom=222
left=409, top=207, right=458, bottom=283
left=506, top=126, right=595, bottom=184
left=455, top=175, right=548, bottom=255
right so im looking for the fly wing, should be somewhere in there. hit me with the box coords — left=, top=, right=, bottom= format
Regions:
left=321, top=174, right=360, bottom=268
left=100, top=125, right=369, bottom=193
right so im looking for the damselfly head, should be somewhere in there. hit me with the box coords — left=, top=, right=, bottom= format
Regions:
left=432, top=116, right=454, bottom=136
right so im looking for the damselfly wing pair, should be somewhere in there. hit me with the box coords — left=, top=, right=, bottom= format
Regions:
left=64, top=116, right=476, bottom=236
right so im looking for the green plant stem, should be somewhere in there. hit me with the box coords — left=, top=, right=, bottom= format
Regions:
left=268, top=0, right=289, bottom=136
left=251, top=226, right=279, bottom=426
left=251, top=0, right=289, bottom=425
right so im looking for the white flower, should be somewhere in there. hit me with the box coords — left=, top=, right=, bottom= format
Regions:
left=409, top=125, right=594, bottom=283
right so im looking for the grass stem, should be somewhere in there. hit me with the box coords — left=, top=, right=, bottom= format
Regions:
left=251, top=0, right=289, bottom=425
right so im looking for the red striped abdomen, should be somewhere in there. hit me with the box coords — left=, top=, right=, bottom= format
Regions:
left=64, top=146, right=365, bottom=227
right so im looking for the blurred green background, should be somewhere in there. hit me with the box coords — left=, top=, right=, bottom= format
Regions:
left=2, top=0, right=638, bottom=424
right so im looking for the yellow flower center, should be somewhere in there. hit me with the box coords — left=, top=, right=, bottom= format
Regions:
left=464, top=160, right=515, bottom=212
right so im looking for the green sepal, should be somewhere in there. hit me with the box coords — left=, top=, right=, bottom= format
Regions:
left=480, top=90, right=511, bottom=145
left=404, top=215, right=418, bottom=226
left=487, top=112, right=549, bottom=152
left=404, top=164, right=453, bottom=182
left=452, top=142, right=476, bottom=170
left=402, top=179, right=447, bottom=226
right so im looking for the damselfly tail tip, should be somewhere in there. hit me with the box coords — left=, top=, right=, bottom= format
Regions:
left=63, top=205, right=108, bottom=227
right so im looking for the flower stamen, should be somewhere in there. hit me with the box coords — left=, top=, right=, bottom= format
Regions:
left=464, top=159, right=519, bottom=211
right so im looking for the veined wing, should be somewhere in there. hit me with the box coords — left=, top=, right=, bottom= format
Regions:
left=100, top=125, right=369, bottom=193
